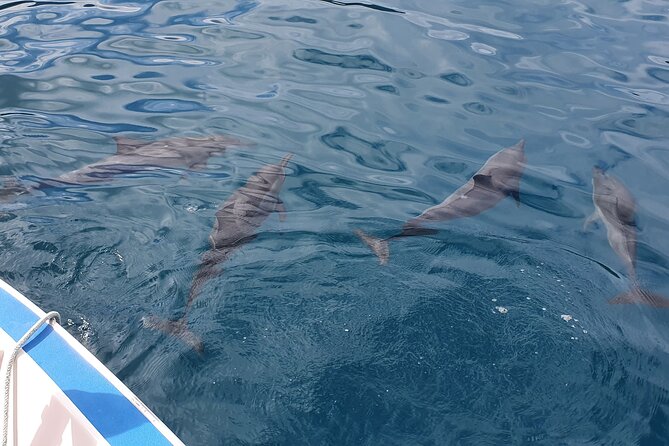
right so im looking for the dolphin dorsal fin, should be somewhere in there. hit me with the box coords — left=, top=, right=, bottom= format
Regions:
left=472, top=174, right=494, bottom=190
left=113, top=136, right=144, bottom=155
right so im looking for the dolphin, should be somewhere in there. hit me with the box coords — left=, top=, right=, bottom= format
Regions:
left=585, top=167, right=669, bottom=307
left=355, top=139, right=526, bottom=264
left=1, top=134, right=247, bottom=197
left=143, top=153, right=293, bottom=351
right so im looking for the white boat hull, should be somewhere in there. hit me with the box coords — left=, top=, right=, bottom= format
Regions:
left=0, top=279, right=184, bottom=446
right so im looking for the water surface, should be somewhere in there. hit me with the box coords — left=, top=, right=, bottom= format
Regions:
left=1, top=0, right=669, bottom=444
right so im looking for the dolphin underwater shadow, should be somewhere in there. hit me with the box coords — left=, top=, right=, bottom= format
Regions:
left=143, top=153, right=293, bottom=352
left=584, top=167, right=669, bottom=307
left=0, top=134, right=248, bottom=200
left=355, top=139, right=526, bottom=264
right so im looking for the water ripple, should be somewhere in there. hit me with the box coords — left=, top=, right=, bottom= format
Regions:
left=293, top=48, right=393, bottom=72
left=0, top=110, right=155, bottom=133
left=125, top=99, right=210, bottom=113
left=321, top=126, right=409, bottom=172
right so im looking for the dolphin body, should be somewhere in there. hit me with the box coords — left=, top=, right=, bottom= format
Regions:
left=2, top=134, right=245, bottom=197
left=143, top=154, right=293, bottom=351
left=585, top=167, right=669, bottom=307
left=57, top=135, right=245, bottom=184
left=356, top=139, right=526, bottom=264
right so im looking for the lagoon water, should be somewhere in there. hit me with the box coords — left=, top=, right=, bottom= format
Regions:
left=1, top=0, right=669, bottom=444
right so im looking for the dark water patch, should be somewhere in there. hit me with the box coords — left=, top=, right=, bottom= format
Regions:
left=269, top=15, right=317, bottom=24
left=133, top=71, right=164, bottom=79
left=400, top=68, right=425, bottom=79
left=183, top=79, right=210, bottom=91
left=647, top=67, right=669, bottom=84
left=520, top=189, right=583, bottom=219
left=427, top=158, right=468, bottom=175
left=155, top=35, right=194, bottom=42
left=0, top=0, right=75, bottom=11
left=424, top=95, right=449, bottom=104
left=463, top=102, right=493, bottom=115
left=291, top=179, right=359, bottom=210
left=32, top=240, right=59, bottom=253
left=598, top=68, right=628, bottom=83
left=124, top=99, right=210, bottom=113
left=293, top=49, right=393, bottom=72
left=32, top=260, right=67, bottom=276
left=91, top=74, right=115, bottom=81
left=440, top=72, right=473, bottom=87
left=321, top=126, right=409, bottom=172
left=317, top=0, right=405, bottom=14
left=375, top=84, right=398, bottom=95
left=518, top=166, right=583, bottom=212
left=640, top=14, right=666, bottom=22
left=0, top=75, right=33, bottom=108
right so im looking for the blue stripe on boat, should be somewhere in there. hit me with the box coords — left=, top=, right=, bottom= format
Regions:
left=0, top=287, right=172, bottom=446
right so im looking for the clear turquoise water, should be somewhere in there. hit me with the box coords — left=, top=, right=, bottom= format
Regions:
left=1, top=1, right=669, bottom=444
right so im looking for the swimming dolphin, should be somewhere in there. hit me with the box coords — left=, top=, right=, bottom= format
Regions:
left=59, top=135, right=246, bottom=184
left=355, top=139, right=526, bottom=264
left=1, top=134, right=246, bottom=196
left=143, top=153, right=293, bottom=351
left=585, top=167, right=669, bottom=307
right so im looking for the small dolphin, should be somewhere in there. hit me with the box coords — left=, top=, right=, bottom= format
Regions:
left=1, top=134, right=246, bottom=197
left=143, top=153, right=293, bottom=351
left=585, top=167, right=669, bottom=307
left=356, top=139, right=526, bottom=264
left=59, top=135, right=246, bottom=184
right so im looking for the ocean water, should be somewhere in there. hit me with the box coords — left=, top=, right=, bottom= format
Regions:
left=1, top=0, right=669, bottom=444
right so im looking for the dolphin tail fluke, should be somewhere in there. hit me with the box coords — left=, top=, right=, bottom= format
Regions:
left=609, top=287, right=669, bottom=308
left=142, top=316, right=204, bottom=353
left=0, top=176, right=31, bottom=202
left=279, top=153, right=293, bottom=168
left=354, top=229, right=389, bottom=265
